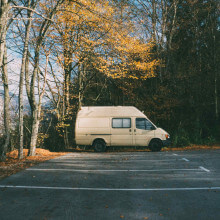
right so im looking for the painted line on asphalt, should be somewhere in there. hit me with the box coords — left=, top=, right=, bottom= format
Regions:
left=182, top=158, right=190, bottom=162
left=0, top=185, right=219, bottom=191
left=57, top=155, right=177, bottom=160
left=27, top=168, right=202, bottom=172
left=199, top=166, right=210, bottom=172
left=172, top=153, right=178, bottom=156
left=61, top=154, right=170, bottom=158
left=48, top=159, right=181, bottom=163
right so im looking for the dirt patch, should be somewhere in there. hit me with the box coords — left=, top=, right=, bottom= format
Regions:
left=0, top=148, right=67, bottom=180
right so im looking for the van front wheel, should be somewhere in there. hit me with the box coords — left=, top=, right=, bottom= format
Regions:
left=93, top=140, right=106, bottom=152
left=149, top=140, right=162, bottom=152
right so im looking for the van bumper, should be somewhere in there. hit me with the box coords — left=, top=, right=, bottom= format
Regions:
left=162, top=138, right=171, bottom=146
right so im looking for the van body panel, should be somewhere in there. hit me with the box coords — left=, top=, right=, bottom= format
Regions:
left=155, top=128, right=168, bottom=141
left=134, top=129, right=155, bottom=146
left=78, top=118, right=109, bottom=128
left=110, top=127, right=133, bottom=146
left=76, top=117, right=111, bottom=146
left=77, top=106, right=146, bottom=118
left=110, top=117, right=134, bottom=146
left=133, top=117, right=157, bottom=146
left=110, top=129, right=133, bottom=146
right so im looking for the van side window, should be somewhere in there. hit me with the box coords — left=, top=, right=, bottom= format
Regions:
left=136, top=118, right=154, bottom=130
left=112, top=118, right=131, bottom=128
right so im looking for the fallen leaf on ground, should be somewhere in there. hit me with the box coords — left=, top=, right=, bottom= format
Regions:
left=0, top=148, right=67, bottom=180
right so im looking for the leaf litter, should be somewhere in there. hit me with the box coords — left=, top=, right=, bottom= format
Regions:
left=0, top=148, right=67, bottom=180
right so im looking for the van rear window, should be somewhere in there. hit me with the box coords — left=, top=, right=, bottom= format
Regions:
left=112, top=118, right=131, bottom=128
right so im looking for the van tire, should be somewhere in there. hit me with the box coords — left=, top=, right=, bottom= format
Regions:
left=93, top=139, right=106, bottom=152
left=149, top=139, right=162, bottom=152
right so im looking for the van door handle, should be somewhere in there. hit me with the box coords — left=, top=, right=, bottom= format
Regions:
left=129, top=129, right=132, bottom=132
left=134, top=129, right=136, bottom=132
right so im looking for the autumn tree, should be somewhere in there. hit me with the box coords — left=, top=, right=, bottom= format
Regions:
left=43, top=0, right=159, bottom=147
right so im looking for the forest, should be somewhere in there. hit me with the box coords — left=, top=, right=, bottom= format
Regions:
left=0, top=0, right=219, bottom=161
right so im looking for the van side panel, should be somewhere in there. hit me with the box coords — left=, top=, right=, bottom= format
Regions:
left=78, top=118, right=109, bottom=128
left=75, top=117, right=111, bottom=146
left=134, top=129, right=155, bottom=146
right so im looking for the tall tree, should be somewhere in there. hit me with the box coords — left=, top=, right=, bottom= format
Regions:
left=0, top=0, right=10, bottom=68
left=0, top=0, right=11, bottom=161
left=18, top=0, right=37, bottom=159
left=0, top=46, right=10, bottom=161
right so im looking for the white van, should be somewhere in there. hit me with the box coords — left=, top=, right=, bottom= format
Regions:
left=75, top=106, right=170, bottom=152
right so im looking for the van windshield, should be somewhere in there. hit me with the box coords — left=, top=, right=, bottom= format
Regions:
left=136, top=118, right=155, bottom=130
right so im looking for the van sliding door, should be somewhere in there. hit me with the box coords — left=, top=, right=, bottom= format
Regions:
left=110, top=118, right=134, bottom=146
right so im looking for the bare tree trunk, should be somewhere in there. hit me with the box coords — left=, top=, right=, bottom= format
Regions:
left=214, top=63, right=218, bottom=121
left=168, top=0, right=178, bottom=50
left=64, top=50, right=71, bottom=115
left=78, top=63, right=84, bottom=110
left=18, top=69, right=24, bottom=159
left=213, top=33, right=218, bottom=121
left=18, top=0, right=34, bottom=159
left=28, top=60, right=40, bottom=156
left=62, top=39, right=73, bottom=148
left=0, top=46, right=10, bottom=161
left=28, top=108, right=40, bottom=155
left=29, top=64, right=45, bottom=156
left=166, top=0, right=178, bottom=75
left=30, top=52, right=48, bottom=155
left=158, top=0, right=168, bottom=82
left=151, top=0, right=157, bottom=42
left=0, top=0, right=10, bottom=69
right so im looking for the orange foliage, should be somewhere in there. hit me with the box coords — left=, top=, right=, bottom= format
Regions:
left=7, top=148, right=66, bottom=158
left=51, top=0, right=159, bottom=80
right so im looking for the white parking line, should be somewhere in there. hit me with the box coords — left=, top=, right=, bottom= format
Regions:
left=173, top=153, right=178, bottom=156
left=61, top=154, right=172, bottom=158
left=182, top=158, right=190, bottom=162
left=27, top=168, right=202, bottom=172
left=199, top=166, right=210, bottom=172
left=0, top=185, right=219, bottom=191
left=48, top=159, right=181, bottom=163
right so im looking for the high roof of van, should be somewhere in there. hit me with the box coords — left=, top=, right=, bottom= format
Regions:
left=77, top=106, right=146, bottom=117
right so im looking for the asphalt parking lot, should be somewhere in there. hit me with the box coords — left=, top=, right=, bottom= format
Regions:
left=0, top=150, right=220, bottom=220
